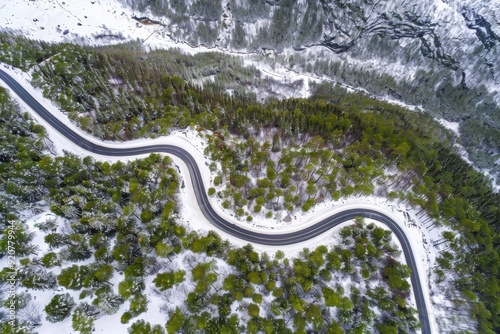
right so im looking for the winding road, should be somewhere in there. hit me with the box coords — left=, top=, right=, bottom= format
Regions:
left=0, top=68, right=431, bottom=333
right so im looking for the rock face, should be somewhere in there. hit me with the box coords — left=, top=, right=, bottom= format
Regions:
left=119, top=0, right=500, bottom=185
left=120, top=0, right=499, bottom=90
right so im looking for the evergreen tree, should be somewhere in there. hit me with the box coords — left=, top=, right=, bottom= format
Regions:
left=44, top=293, right=75, bottom=323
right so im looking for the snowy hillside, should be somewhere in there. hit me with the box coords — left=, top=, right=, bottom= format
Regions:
left=1, top=0, right=499, bottom=99
left=114, top=0, right=500, bottom=96
left=1, top=0, right=498, bottom=188
left=2, top=0, right=499, bottom=97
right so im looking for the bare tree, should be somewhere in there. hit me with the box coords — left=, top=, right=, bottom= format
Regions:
left=18, top=301, right=42, bottom=327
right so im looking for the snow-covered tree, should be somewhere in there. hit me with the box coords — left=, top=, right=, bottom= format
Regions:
left=44, top=293, right=75, bottom=323
left=92, top=289, right=123, bottom=315
left=72, top=307, right=94, bottom=334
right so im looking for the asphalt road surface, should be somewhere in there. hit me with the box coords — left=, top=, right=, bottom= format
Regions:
left=0, top=68, right=431, bottom=333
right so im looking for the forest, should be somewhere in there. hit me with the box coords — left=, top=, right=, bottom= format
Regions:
left=0, top=32, right=499, bottom=333
left=0, top=86, right=417, bottom=333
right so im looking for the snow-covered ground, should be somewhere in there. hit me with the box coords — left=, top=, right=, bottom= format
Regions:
left=0, top=0, right=147, bottom=44
left=438, top=119, right=460, bottom=135
left=0, top=61, right=445, bottom=332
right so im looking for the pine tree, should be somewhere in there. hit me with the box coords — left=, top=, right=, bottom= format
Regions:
left=44, top=293, right=75, bottom=323
left=166, top=307, right=185, bottom=334
left=92, top=289, right=123, bottom=315
left=72, top=307, right=94, bottom=334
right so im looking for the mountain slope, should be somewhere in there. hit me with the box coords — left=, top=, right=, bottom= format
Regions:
left=117, top=0, right=500, bottom=186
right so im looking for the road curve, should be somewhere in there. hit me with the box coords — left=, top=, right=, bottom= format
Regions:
left=0, top=68, right=431, bottom=333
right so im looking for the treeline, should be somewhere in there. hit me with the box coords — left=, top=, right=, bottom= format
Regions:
left=0, top=87, right=47, bottom=225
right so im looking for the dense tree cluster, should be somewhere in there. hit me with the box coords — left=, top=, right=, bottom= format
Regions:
left=204, top=128, right=382, bottom=218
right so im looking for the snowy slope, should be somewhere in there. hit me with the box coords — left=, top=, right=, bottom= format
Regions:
left=2, top=0, right=499, bottom=94
left=1, top=0, right=498, bottom=191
